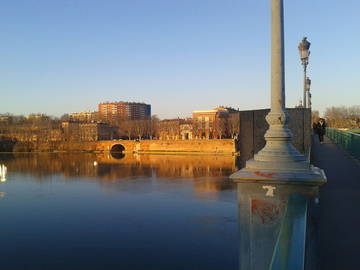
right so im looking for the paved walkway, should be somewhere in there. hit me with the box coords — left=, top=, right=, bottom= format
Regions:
left=311, top=135, right=360, bottom=270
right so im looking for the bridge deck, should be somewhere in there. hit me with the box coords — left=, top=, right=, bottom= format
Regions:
left=311, top=135, right=360, bottom=270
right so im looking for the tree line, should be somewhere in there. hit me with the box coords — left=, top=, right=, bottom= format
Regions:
left=0, top=112, right=241, bottom=143
left=318, top=105, right=360, bottom=129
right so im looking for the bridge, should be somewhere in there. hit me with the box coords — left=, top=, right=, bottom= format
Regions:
left=95, top=139, right=237, bottom=154
left=310, top=130, right=360, bottom=269
left=96, top=140, right=137, bottom=153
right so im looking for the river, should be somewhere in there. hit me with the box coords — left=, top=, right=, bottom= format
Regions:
left=0, top=153, right=240, bottom=270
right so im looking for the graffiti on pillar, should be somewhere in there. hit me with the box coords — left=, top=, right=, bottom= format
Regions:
left=251, top=199, right=285, bottom=225
left=254, top=171, right=278, bottom=178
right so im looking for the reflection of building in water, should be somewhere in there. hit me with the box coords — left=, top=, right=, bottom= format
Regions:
left=0, top=153, right=237, bottom=192
left=193, top=178, right=234, bottom=193
left=97, top=154, right=236, bottom=178
left=0, top=164, right=7, bottom=182
left=97, top=154, right=237, bottom=194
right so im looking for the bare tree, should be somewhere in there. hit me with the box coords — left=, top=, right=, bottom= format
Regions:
left=324, top=105, right=360, bottom=128
left=214, top=117, right=227, bottom=139
left=192, top=119, right=201, bottom=139
left=133, top=120, right=146, bottom=140
left=227, top=113, right=240, bottom=139
left=150, top=115, right=159, bottom=139
left=121, top=120, right=135, bottom=140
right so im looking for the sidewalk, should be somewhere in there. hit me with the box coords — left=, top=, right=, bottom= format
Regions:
left=310, top=135, right=360, bottom=270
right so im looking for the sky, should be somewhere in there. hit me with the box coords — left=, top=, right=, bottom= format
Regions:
left=1, top=0, right=359, bottom=119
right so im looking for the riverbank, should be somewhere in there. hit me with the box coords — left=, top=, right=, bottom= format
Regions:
left=0, top=139, right=239, bottom=155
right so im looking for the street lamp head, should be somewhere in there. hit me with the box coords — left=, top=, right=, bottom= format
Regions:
left=298, top=37, right=311, bottom=65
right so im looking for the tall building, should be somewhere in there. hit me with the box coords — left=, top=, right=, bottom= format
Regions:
left=98, top=101, right=151, bottom=123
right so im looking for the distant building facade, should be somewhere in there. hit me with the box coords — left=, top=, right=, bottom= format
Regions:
left=192, top=107, right=230, bottom=139
left=69, top=111, right=98, bottom=123
left=0, top=116, right=10, bottom=124
left=61, top=122, right=113, bottom=141
left=98, top=101, right=151, bottom=123
left=156, top=119, right=182, bottom=140
left=180, top=123, right=193, bottom=140
left=155, top=107, right=240, bottom=140
left=156, top=118, right=193, bottom=140
left=25, top=114, right=50, bottom=121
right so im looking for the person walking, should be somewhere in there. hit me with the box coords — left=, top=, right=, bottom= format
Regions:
left=316, top=118, right=326, bottom=144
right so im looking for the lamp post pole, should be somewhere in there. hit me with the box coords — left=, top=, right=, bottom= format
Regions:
left=303, top=62, right=307, bottom=108
left=230, top=1, right=326, bottom=269
left=306, top=77, right=311, bottom=109
left=298, top=37, right=311, bottom=108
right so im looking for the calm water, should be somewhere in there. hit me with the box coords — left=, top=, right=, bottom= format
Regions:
left=0, top=153, right=239, bottom=270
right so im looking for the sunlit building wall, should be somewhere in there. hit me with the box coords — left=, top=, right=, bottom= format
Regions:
left=98, top=101, right=151, bottom=123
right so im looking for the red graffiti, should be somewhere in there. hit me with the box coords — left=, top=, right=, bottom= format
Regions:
left=254, top=171, right=278, bottom=178
left=251, top=199, right=283, bottom=225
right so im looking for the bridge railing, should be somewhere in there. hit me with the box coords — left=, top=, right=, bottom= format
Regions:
left=326, top=128, right=360, bottom=160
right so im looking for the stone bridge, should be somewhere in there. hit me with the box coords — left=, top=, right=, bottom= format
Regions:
left=96, top=140, right=138, bottom=152
left=95, top=139, right=237, bottom=154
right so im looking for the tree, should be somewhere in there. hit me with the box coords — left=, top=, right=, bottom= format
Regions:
left=121, top=120, right=135, bottom=140
left=324, top=105, right=360, bottom=128
left=150, top=115, right=159, bottom=139
left=60, top=114, right=70, bottom=122
left=192, top=119, right=201, bottom=139
left=214, top=117, right=227, bottom=139
left=134, top=120, right=146, bottom=140
left=227, top=113, right=240, bottom=139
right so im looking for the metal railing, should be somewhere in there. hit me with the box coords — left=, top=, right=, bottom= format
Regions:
left=326, top=128, right=360, bottom=160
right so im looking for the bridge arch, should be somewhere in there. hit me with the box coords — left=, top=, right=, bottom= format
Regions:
left=110, top=144, right=126, bottom=159
left=110, top=144, right=125, bottom=153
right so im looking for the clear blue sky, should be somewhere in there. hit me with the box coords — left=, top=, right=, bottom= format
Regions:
left=1, top=0, right=359, bottom=119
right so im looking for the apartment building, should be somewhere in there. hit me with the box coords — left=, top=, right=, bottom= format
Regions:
left=98, top=101, right=151, bottom=123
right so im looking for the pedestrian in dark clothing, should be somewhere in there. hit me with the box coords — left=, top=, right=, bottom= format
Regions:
left=316, top=118, right=326, bottom=144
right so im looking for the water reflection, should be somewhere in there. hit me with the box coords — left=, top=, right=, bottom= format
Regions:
left=0, top=153, right=239, bottom=193
left=0, top=153, right=239, bottom=270
left=110, top=151, right=125, bottom=159
left=0, top=164, right=7, bottom=182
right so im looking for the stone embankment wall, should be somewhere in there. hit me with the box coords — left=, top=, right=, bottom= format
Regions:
left=138, top=139, right=235, bottom=153
left=6, top=139, right=237, bottom=154
left=11, top=141, right=98, bottom=152
left=97, top=139, right=237, bottom=154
